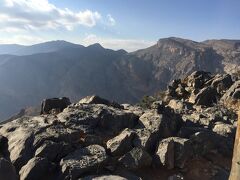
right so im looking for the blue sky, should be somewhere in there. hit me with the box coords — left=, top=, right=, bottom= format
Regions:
left=0, top=0, right=240, bottom=51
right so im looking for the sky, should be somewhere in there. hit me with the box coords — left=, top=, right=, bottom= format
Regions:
left=0, top=0, right=240, bottom=51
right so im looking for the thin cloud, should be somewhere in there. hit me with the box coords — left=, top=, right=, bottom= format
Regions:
left=107, top=14, right=116, bottom=26
left=0, top=0, right=102, bottom=31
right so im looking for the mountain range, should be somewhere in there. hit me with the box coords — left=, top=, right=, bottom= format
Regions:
left=0, top=37, right=239, bottom=121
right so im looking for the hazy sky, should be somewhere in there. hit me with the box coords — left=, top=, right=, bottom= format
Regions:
left=0, top=0, right=240, bottom=51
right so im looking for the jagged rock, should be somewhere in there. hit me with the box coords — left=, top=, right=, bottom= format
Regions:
left=118, top=147, right=152, bottom=170
left=19, top=157, right=55, bottom=180
left=81, top=175, right=128, bottom=180
left=107, top=128, right=135, bottom=156
left=185, top=71, right=211, bottom=89
left=0, top=121, right=35, bottom=171
left=35, top=140, right=73, bottom=162
left=132, top=128, right=159, bottom=152
left=60, top=145, right=108, bottom=179
left=210, top=74, right=233, bottom=94
left=139, top=110, right=182, bottom=138
left=58, top=104, right=139, bottom=136
left=0, top=157, right=18, bottom=180
left=168, top=99, right=191, bottom=112
left=155, top=137, right=193, bottom=169
left=212, top=122, right=235, bottom=138
left=221, top=80, right=240, bottom=110
left=79, top=95, right=123, bottom=109
left=155, top=138, right=174, bottom=169
left=190, top=87, right=217, bottom=106
left=41, top=97, right=71, bottom=114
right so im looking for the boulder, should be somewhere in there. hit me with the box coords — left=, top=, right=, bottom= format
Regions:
left=155, top=138, right=174, bottom=169
left=191, top=87, right=217, bottom=106
left=221, top=81, right=240, bottom=110
left=35, top=140, right=73, bottom=162
left=132, top=128, right=159, bottom=153
left=139, top=110, right=181, bottom=138
left=107, top=128, right=135, bottom=156
left=79, top=95, right=123, bottom=109
left=19, top=157, right=55, bottom=180
left=190, top=131, right=232, bottom=157
left=60, top=145, right=108, bottom=179
left=0, top=125, right=34, bottom=171
left=210, top=74, right=233, bottom=94
left=58, top=104, right=139, bottom=136
left=118, top=147, right=152, bottom=170
left=0, top=158, right=18, bottom=180
left=41, top=97, right=71, bottom=114
left=155, top=137, right=193, bottom=169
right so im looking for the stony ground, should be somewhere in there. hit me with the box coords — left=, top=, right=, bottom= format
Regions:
left=0, top=71, right=239, bottom=180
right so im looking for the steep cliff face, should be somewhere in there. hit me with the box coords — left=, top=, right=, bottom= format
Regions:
left=204, top=39, right=240, bottom=74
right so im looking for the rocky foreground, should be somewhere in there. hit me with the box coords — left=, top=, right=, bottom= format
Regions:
left=0, top=71, right=239, bottom=180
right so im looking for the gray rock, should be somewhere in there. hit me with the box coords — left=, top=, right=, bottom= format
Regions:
left=132, top=128, right=159, bottom=152
left=221, top=80, right=240, bottom=110
left=35, top=140, right=73, bottom=162
left=155, top=138, right=174, bottom=169
left=118, top=147, right=152, bottom=170
left=58, top=104, right=138, bottom=136
left=155, top=137, right=193, bottom=169
left=107, top=128, right=135, bottom=156
left=19, top=157, right=55, bottom=180
left=41, top=97, right=71, bottom=114
left=193, top=87, right=217, bottom=106
left=0, top=158, right=17, bottom=180
left=139, top=110, right=181, bottom=138
left=79, top=95, right=123, bottom=109
left=212, top=122, right=236, bottom=138
left=60, top=145, right=108, bottom=179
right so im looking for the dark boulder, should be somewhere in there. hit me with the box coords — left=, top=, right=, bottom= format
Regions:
left=41, top=97, right=71, bottom=114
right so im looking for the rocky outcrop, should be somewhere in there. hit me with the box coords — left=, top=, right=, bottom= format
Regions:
left=0, top=71, right=238, bottom=180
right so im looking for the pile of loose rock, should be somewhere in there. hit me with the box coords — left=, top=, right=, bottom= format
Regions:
left=0, top=71, right=239, bottom=180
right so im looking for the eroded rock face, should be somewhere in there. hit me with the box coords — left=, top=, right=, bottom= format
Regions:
left=0, top=71, right=238, bottom=180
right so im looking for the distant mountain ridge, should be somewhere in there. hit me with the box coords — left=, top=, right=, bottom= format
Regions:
left=0, top=37, right=239, bottom=121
